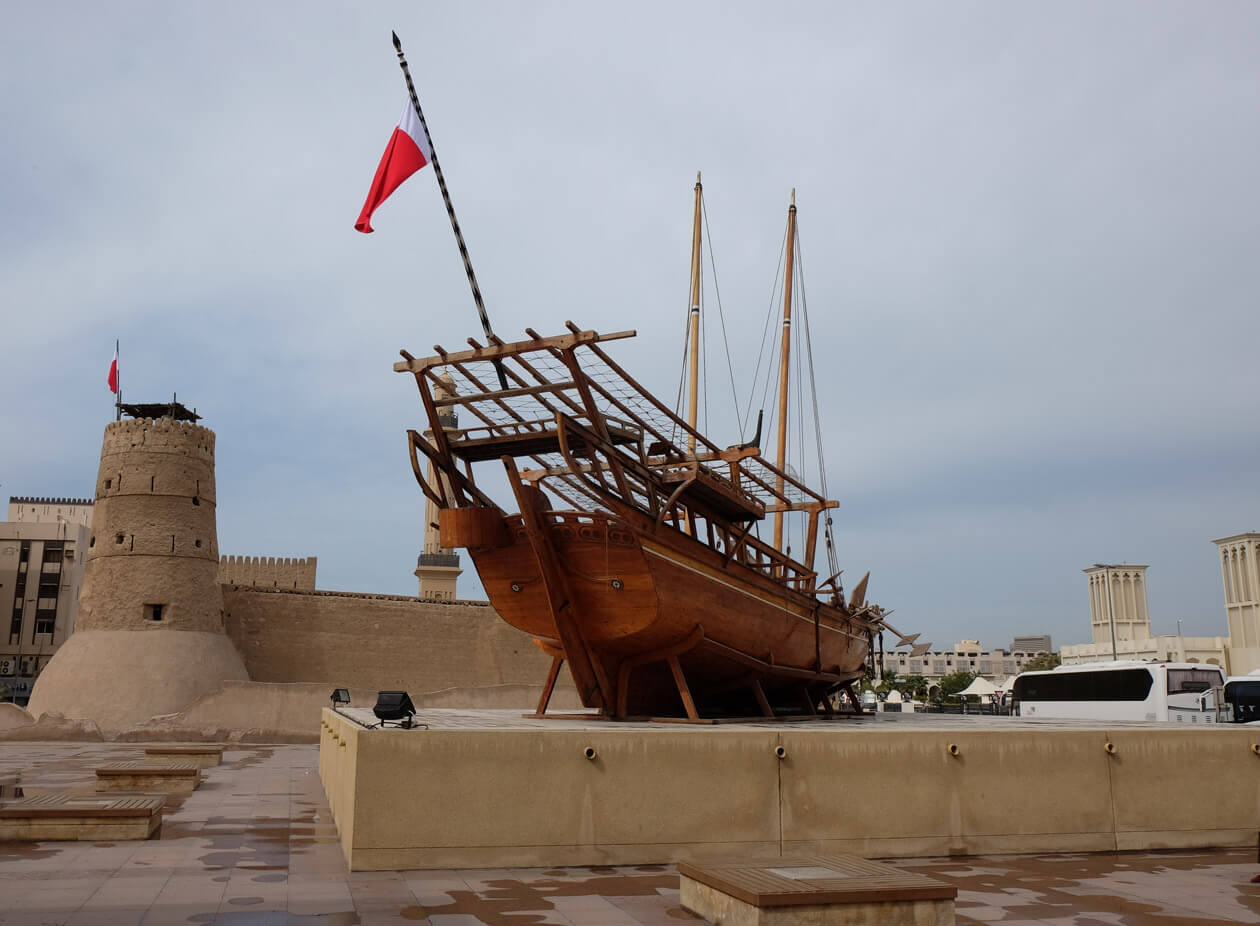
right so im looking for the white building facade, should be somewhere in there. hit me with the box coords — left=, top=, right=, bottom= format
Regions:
left=0, top=497, right=94, bottom=704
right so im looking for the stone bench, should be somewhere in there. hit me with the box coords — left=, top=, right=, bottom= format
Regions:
left=96, top=761, right=202, bottom=794
left=680, top=854, right=957, bottom=925
left=143, top=745, right=224, bottom=768
left=0, top=794, right=163, bottom=841
left=0, top=773, right=23, bottom=799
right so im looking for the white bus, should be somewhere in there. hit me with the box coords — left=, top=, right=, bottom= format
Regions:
left=1222, top=672, right=1260, bottom=724
left=1012, top=661, right=1225, bottom=723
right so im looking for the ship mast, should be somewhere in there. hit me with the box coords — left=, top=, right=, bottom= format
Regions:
left=686, top=173, right=703, bottom=455
left=773, top=190, right=797, bottom=552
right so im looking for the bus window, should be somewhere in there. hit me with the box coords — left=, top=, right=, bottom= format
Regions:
left=1167, top=669, right=1224, bottom=694
left=1014, top=669, right=1153, bottom=702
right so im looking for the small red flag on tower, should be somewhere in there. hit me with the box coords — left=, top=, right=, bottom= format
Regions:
left=354, top=103, right=433, bottom=233
left=107, top=342, right=119, bottom=394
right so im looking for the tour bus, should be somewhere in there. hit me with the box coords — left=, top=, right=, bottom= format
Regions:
left=1222, top=672, right=1260, bottom=724
left=1012, top=661, right=1225, bottom=723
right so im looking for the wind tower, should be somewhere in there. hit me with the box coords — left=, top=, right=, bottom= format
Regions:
left=1213, top=533, right=1260, bottom=673
left=28, top=401, right=249, bottom=729
left=414, top=374, right=463, bottom=601
left=1083, top=563, right=1151, bottom=657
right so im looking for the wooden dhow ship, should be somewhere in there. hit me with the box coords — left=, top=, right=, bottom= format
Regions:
left=395, top=183, right=891, bottom=721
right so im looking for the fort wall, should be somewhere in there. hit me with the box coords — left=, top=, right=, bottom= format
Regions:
left=222, top=587, right=566, bottom=695
left=219, top=555, right=317, bottom=590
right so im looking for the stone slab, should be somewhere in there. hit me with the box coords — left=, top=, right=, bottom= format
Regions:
left=681, top=877, right=954, bottom=925
left=143, top=745, right=223, bottom=767
left=680, top=854, right=956, bottom=924
left=0, top=772, right=22, bottom=799
left=0, top=793, right=163, bottom=841
left=96, top=761, right=201, bottom=793
left=679, top=855, right=957, bottom=907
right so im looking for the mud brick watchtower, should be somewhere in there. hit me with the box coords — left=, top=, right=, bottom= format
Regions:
left=28, top=401, right=248, bottom=729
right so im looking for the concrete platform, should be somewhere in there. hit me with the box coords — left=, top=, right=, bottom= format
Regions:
left=680, top=854, right=956, bottom=925
left=143, top=744, right=224, bottom=767
left=0, top=793, right=163, bottom=841
left=0, top=744, right=1256, bottom=924
left=95, top=760, right=201, bottom=793
left=320, top=707, right=1260, bottom=871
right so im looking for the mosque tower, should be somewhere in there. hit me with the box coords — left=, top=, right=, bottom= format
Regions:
left=28, top=402, right=248, bottom=729
left=414, top=373, right=463, bottom=601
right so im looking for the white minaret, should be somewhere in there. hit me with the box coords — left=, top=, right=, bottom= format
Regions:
left=414, top=374, right=463, bottom=601
left=1084, top=564, right=1151, bottom=656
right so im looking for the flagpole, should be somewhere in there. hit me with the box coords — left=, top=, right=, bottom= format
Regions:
left=115, top=339, right=121, bottom=422
left=392, top=31, right=508, bottom=390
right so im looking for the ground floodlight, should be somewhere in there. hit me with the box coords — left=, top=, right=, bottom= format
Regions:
left=330, top=688, right=350, bottom=706
left=373, top=691, right=416, bottom=728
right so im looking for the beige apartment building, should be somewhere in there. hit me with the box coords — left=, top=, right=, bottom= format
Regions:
left=0, top=497, right=94, bottom=704
left=881, top=639, right=1048, bottom=690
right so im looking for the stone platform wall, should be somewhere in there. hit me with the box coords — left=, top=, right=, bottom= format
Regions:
left=222, top=587, right=567, bottom=696
left=320, top=710, right=1260, bottom=871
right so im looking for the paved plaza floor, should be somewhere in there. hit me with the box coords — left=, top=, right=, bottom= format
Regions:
left=0, top=744, right=1255, bottom=924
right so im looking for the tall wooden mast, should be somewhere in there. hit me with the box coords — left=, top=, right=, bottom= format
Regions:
left=773, top=190, right=797, bottom=551
left=686, top=172, right=703, bottom=455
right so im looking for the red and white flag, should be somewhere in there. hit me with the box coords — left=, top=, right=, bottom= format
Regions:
left=354, top=103, right=433, bottom=233
left=107, top=342, right=119, bottom=394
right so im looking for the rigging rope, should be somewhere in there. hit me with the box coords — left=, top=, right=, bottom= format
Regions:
left=701, top=257, right=710, bottom=438
left=742, top=222, right=789, bottom=438
left=701, top=196, right=745, bottom=439
left=794, top=222, right=840, bottom=579
left=793, top=244, right=807, bottom=560
left=669, top=233, right=696, bottom=446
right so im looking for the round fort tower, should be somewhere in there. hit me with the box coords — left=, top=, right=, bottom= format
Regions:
left=28, top=411, right=248, bottom=729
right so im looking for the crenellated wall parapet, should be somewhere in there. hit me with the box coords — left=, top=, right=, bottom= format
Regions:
left=100, top=418, right=215, bottom=462
left=220, top=554, right=317, bottom=590
left=8, top=496, right=94, bottom=507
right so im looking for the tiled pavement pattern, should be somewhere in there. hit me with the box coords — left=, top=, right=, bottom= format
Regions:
left=0, top=744, right=1254, bottom=924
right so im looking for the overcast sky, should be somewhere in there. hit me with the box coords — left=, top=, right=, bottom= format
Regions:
left=3, top=2, right=1258, bottom=651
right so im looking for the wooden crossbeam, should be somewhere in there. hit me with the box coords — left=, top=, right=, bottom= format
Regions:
left=395, top=327, right=636, bottom=373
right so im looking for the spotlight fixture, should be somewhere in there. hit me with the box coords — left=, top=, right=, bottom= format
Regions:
left=330, top=688, right=351, bottom=707
left=373, top=690, right=417, bottom=729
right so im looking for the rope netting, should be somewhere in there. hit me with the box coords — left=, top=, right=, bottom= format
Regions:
left=423, top=336, right=819, bottom=520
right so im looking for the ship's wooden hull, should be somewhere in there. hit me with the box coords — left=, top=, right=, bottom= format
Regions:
left=463, top=509, right=870, bottom=717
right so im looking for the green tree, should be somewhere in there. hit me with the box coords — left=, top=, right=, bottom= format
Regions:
left=1023, top=652, right=1061, bottom=672
left=938, top=670, right=977, bottom=700
left=876, top=672, right=902, bottom=696
left=901, top=674, right=928, bottom=700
